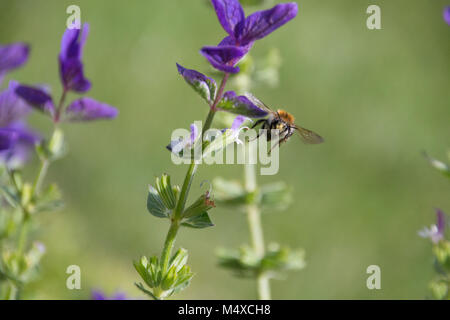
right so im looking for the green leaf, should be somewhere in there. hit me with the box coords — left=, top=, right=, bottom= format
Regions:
left=147, top=186, right=171, bottom=218
left=217, top=244, right=306, bottom=279
left=181, top=212, right=214, bottom=229
left=430, top=280, right=448, bottom=300
left=36, top=128, right=67, bottom=162
left=182, top=192, right=215, bottom=219
left=260, top=182, right=292, bottom=211
left=155, top=174, right=177, bottom=210
left=161, top=265, right=177, bottom=290
left=33, top=184, right=64, bottom=213
left=169, top=248, right=189, bottom=272
left=135, top=282, right=159, bottom=300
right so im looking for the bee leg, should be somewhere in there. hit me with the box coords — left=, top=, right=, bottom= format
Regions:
left=250, top=119, right=265, bottom=129
left=268, top=129, right=289, bottom=154
left=251, top=120, right=267, bottom=141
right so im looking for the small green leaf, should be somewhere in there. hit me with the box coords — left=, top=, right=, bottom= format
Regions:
left=36, top=128, right=67, bottom=161
left=181, top=212, right=214, bottom=229
left=161, top=265, right=177, bottom=290
left=147, top=186, right=170, bottom=218
left=135, top=282, right=159, bottom=300
left=430, top=280, right=448, bottom=300
left=155, top=174, right=177, bottom=210
left=33, top=184, right=63, bottom=213
left=169, top=248, right=189, bottom=272
left=182, top=192, right=215, bottom=219
left=260, top=182, right=292, bottom=211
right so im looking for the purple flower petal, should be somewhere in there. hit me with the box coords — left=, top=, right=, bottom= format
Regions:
left=91, top=290, right=107, bottom=300
left=65, top=97, right=118, bottom=122
left=59, top=23, right=91, bottom=93
left=15, top=85, right=55, bottom=116
left=0, top=43, right=29, bottom=75
left=231, top=115, right=248, bottom=131
left=217, top=91, right=269, bottom=118
left=236, top=3, right=298, bottom=45
left=111, top=292, right=127, bottom=300
left=211, top=0, right=245, bottom=37
left=176, top=63, right=217, bottom=103
left=0, top=129, right=18, bottom=151
left=91, top=290, right=127, bottom=300
left=190, top=123, right=199, bottom=144
left=60, top=23, right=89, bottom=62
left=0, top=81, right=32, bottom=126
left=200, top=45, right=247, bottom=73
left=444, top=6, right=450, bottom=26
left=0, top=122, right=40, bottom=168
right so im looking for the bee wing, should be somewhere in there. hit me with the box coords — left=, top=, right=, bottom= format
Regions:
left=295, top=126, right=324, bottom=144
left=244, top=92, right=273, bottom=114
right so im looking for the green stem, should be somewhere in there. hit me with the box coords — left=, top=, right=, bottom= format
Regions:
left=159, top=220, right=180, bottom=281
left=244, top=143, right=271, bottom=300
left=156, top=73, right=230, bottom=298
left=32, top=159, right=49, bottom=196
left=4, top=282, right=18, bottom=300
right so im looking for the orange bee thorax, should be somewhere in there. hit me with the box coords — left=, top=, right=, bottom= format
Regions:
left=277, top=109, right=295, bottom=124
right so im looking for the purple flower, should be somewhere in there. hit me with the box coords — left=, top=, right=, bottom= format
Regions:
left=216, top=91, right=269, bottom=118
left=15, top=85, right=118, bottom=123
left=418, top=209, right=447, bottom=244
left=14, top=24, right=118, bottom=123
left=14, top=85, right=55, bottom=117
left=91, top=290, right=127, bottom=300
left=176, top=63, right=217, bottom=104
left=167, top=122, right=200, bottom=155
left=0, top=43, right=29, bottom=85
left=0, top=129, right=18, bottom=151
left=59, top=23, right=91, bottom=93
left=65, top=97, right=118, bottom=122
left=0, top=81, right=39, bottom=166
left=0, top=122, right=40, bottom=168
left=0, top=81, right=32, bottom=125
left=444, top=6, right=450, bottom=26
left=201, top=0, right=298, bottom=73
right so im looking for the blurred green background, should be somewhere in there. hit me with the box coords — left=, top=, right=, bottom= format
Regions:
left=0, top=0, right=449, bottom=299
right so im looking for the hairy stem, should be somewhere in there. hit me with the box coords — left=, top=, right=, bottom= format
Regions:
left=158, top=219, right=180, bottom=286
left=156, top=73, right=230, bottom=298
left=32, top=159, right=49, bottom=196
left=244, top=143, right=271, bottom=300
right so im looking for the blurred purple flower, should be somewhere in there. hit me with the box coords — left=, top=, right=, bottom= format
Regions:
left=59, top=23, right=91, bottom=93
left=0, top=81, right=39, bottom=166
left=14, top=85, right=55, bottom=117
left=0, top=129, right=18, bottom=151
left=14, top=23, right=118, bottom=123
left=201, top=0, right=298, bottom=73
left=218, top=91, right=269, bottom=118
left=418, top=208, right=447, bottom=244
left=444, top=6, right=450, bottom=26
left=65, top=97, right=118, bottom=122
left=91, top=290, right=127, bottom=300
left=15, top=84, right=118, bottom=123
left=167, top=122, right=200, bottom=155
left=0, top=43, right=29, bottom=85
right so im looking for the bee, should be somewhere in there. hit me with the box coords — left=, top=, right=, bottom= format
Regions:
left=246, top=93, right=324, bottom=150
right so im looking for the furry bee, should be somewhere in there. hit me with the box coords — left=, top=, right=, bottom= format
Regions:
left=246, top=93, right=324, bottom=150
